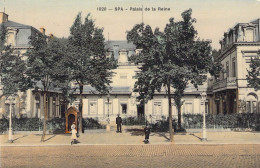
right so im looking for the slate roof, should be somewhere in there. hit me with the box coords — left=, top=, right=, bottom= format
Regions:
left=73, top=85, right=132, bottom=94
left=0, top=20, right=31, bottom=28
left=105, top=41, right=136, bottom=51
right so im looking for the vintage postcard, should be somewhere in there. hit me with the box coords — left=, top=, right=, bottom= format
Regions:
left=0, top=0, right=260, bottom=167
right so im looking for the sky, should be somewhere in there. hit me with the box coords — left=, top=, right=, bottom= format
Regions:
left=1, top=0, right=260, bottom=49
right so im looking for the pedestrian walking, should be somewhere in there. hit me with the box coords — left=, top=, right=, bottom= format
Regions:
left=71, top=122, right=77, bottom=145
left=116, top=114, right=122, bottom=133
left=144, top=125, right=151, bottom=144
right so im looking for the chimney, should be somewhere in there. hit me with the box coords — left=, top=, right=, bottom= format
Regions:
left=40, top=27, right=45, bottom=35
left=0, top=12, right=8, bottom=23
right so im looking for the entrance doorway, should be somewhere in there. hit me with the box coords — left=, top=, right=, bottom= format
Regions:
left=137, top=104, right=145, bottom=118
left=65, top=106, right=79, bottom=133
left=68, top=114, right=75, bottom=132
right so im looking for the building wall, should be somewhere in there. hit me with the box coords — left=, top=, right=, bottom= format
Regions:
left=15, top=28, right=32, bottom=47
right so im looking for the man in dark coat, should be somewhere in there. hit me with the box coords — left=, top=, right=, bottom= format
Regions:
left=116, top=114, right=122, bottom=133
left=144, top=125, right=151, bottom=144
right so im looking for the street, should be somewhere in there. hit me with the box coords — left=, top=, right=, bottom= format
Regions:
left=1, top=144, right=260, bottom=168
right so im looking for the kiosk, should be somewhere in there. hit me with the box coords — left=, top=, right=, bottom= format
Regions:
left=65, top=107, right=79, bottom=133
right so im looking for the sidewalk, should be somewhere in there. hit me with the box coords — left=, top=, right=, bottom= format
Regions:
left=1, top=127, right=260, bottom=146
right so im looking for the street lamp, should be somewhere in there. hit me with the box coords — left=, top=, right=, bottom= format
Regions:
left=200, top=91, right=207, bottom=141
left=106, top=94, right=110, bottom=132
left=7, top=95, right=16, bottom=143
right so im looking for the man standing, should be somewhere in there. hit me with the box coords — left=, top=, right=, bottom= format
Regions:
left=144, top=125, right=151, bottom=144
left=116, top=114, right=122, bottom=133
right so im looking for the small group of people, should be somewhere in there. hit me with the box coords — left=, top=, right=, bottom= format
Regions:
left=116, top=114, right=151, bottom=144
left=70, top=115, right=151, bottom=145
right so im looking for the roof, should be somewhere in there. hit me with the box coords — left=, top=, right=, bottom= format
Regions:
left=0, top=20, right=31, bottom=29
left=251, top=18, right=260, bottom=24
left=105, top=41, right=135, bottom=51
left=73, top=85, right=132, bottom=94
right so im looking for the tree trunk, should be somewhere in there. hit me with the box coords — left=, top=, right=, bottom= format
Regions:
left=41, top=92, right=47, bottom=142
left=167, top=84, right=174, bottom=143
left=177, top=106, right=182, bottom=130
left=79, top=84, right=83, bottom=133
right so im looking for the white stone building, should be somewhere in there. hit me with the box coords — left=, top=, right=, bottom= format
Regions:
left=70, top=41, right=208, bottom=123
left=0, top=12, right=63, bottom=119
left=210, top=18, right=260, bottom=114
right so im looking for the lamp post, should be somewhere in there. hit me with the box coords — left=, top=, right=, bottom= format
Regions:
left=7, top=95, right=15, bottom=143
left=106, top=94, right=110, bottom=132
left=200, top=91, right=207, bottom=141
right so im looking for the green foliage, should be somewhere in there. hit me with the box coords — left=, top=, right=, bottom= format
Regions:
left=182, top=113, right=260, bottom=130
left=247, top=51, right=260, bottom=90
left=0, top=24, right=30, bottom=96
left=151, top=119, right=178, bottom=132
left=26, top=34, right=68, bottom=92
left=122, top=116, right=146, bottom=125
left=0, top=116, right=8, bottom=133
left=82, top=118, right=105, bottom=129
left=47, top=117, right=66, bottom=133
left=127, top=9, right=214, bottom=130
left=67, top=13, right=114, bottom=94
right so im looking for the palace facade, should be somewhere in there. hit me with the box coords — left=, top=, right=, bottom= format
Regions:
left=0, top=11, right=259, bottom=124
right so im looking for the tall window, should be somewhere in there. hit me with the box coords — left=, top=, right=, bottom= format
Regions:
left=153, top=102, right=162, bottom=115
left=245, top=29, right=254, bottom=42
left=226, top=61, right=229, bottom=78
left=35, top=94, right=40, bottom=118
left=121, top=104, right=127, bottom=114
left=232, top=58, right=236, bottom=77
left=184, top=102, right=193, bottom=114
left=246, top=94, right=258, bottom=113
left=52, top=99, right=56, bottom=117
left=89, top=101, right=97, bottom=115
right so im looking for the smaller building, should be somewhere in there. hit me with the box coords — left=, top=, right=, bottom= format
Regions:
left=0, top=12, right=62, bottom=119
left=211, top=18, right=260, bottom=114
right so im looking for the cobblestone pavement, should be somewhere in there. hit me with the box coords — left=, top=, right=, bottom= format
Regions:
left=1, top=144, right=260, bottom=168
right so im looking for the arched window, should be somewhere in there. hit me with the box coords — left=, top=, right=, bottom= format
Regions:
left=246, top=93, right=258, bottom=113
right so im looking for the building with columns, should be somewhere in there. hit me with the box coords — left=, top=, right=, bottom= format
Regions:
left=1, top=11, right=259, bottom=125
left=211, top=18, right=260, bottom=114
left=0, top=12, right=62, bottom=119
left=69, top=41, right=208, bottom=123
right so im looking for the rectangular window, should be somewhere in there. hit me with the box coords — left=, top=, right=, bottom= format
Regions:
left=246, top=101, right=251, bottom=113
left=245, top=29, right=254, bottom=42
left=121, top=104, right=127, bottom=114
left=36, top=102, right=40, bottom=118
left=153, top=102, right=162, bottom=115
left=253, top=101, right=257, bottom=113
left=5, top=104, right=10, bottom=116
left=184, top=102, right=193, bottom=114
left=52, top=101, right=56, bottom=117
left=226, top=61, right=229, bottom=78
left=89, top=101, right=97, bottom=115
left=232, top=58, right=236, bottom=77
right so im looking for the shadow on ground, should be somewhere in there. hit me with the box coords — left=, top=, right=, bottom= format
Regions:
left=126, top=129, right=172, bottom=141
left=44, top=135, right=56, bottom=142
left=12, top=135, right=28, bottom=142
left=125, top=129, right=144, bottom=136
left=189, top=133, right=202, bottom=141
